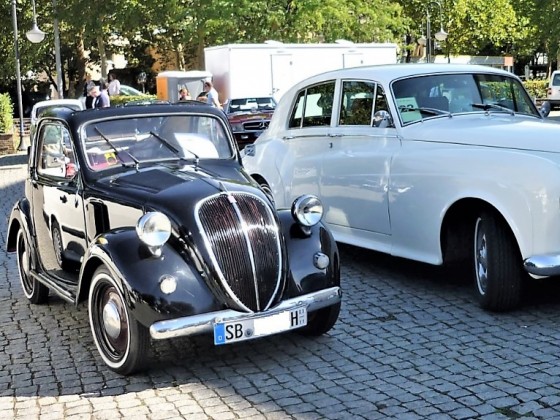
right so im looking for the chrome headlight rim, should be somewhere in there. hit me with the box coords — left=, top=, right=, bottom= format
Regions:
left=136, top=211, right=172, bottom=248
left=291, top=194, right=323, bottom=227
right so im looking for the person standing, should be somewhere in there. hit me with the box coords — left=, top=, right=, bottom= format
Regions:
left=108, top=73, right=121, bottom=96
left=90, top=85, right=110, bottom=108
left=83, top=73, right=96, bottom=109
left=203, top=80, right=221, bottom=109
left=178, top=88, right=191, bottom=101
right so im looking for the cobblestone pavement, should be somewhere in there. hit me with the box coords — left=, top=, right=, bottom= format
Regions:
left=2, top=153, right=560, bottom=419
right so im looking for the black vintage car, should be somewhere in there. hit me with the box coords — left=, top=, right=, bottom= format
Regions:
left=6, top=103, right=341, bottom=375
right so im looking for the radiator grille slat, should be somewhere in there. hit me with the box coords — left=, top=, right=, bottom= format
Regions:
left=197, top=193, right=281, bottom=312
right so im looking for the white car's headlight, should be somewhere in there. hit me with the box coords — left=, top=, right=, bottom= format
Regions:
left=136, top=212, right=171, bottom=248
left=291, top=195, right=323, bottom=227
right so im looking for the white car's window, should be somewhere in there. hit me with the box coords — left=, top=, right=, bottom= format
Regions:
left=288, top=81, right=336, bottom=128
left=339, top=81, right=375, bottom=126
left=81, top=114, right=233, bottom=172
left=393, top=73, right=539, bottom=125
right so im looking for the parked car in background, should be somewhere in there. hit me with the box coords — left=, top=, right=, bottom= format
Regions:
left=118, top=84, right=145, bottom=96
left=243, top=63, right=556, bottom=312
left=30, top=99, right=84, bottom=138
left=223, top=96, right=277, bottom=148
left=547, top=70, right=560, bottom=108
left=7, top=103, right=341, bottom=375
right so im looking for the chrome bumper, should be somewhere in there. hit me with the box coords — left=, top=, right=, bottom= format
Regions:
left=149, top=286, right=342, bottom=340
left=524, top=255, right=560, bottom=276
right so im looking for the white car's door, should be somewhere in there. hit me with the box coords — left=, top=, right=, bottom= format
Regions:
left=320, top=81, right=398, bottom=235
left=281, top=81, right=337, bottom=201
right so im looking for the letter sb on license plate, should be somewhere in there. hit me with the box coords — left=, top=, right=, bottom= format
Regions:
left=213, top=307, right=307, bottom=345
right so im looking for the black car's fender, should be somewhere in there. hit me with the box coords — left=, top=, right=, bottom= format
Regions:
left=276, top=209, right=340, bottom=299
left=77, top=228, right=223, bottom=328
left=6, top=199, right=34, bottom=255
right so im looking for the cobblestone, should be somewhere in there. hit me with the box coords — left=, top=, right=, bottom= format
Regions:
left=3, top=153, right=560, bottom=418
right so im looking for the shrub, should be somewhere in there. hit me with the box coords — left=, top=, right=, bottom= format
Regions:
left=110, top=94, right=157, bottom=106
left=523, top=80, right=548, bottom=100
left=0, top=93, right=14, bottom=133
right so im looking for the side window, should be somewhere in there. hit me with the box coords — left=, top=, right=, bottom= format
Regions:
left=287, top=81, right=336, bottom=128
left=373, top=86, right=393, bottom=128
left=37, top=123, right=76, bottom=179
left=339, top=81, right=375, bottom=126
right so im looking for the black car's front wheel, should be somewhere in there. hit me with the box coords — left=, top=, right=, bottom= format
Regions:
left=298, top=302, right=341, bottom=336
left=89, top=266, right=149, bottom=375
left=16, top=230, right=49, bottom=304
left=473, top=211, right=524, bottom=311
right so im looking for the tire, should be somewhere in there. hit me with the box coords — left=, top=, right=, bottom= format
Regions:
left=258, top=180, right=275, bottom=206
left=473, top=211, right=524, bottom=311
left=16, top=230, right=49, bottom=304
left=51, top=220, right=66, bottom=269
left=88, top=266, right=150, bottom=375
left=298, top=302, right=341, bottom=336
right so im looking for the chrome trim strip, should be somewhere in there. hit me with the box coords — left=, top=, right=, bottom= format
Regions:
left=149, top=286, right=342, bottom=340
left=524, top=254, right=560, bottom=276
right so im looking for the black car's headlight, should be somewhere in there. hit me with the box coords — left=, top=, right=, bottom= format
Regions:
left=136, top=212, right=171, bottom=256
left=291, top=195, right=323, bottom=227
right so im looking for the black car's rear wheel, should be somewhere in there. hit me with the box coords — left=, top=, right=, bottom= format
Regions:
left=51, top=220, right=66, bottom=269
left=89, top=266, right=149, bottom=375
left=298, top=302, right=341, bottom=336
left=16, top=230, right=49, bottom=304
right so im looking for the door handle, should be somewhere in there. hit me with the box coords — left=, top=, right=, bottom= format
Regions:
left=60, top=195, right=67, bottom=203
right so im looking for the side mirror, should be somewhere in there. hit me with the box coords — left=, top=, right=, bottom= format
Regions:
left=540, top=101, right=551, bottom=118
left=373, top=110, right=394, bottom=128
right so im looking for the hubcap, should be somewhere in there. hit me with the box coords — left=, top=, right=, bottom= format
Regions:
left=102, top=299, right=122, bottom=340
left=475, top=218, right=488, bottom=295
left=53, top=227, right=63, bottom=266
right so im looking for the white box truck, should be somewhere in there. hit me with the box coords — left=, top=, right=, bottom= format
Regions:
left=204, top=42, right=398, bottom=103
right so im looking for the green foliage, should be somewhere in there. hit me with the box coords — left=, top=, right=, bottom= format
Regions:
left=523, top=79, right=548, bottom=99
left=0, top=93, right=14, bottom=134
left=110, top=95, right=157, bottom=106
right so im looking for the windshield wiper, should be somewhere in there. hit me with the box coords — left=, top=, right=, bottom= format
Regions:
left=150, top=131, right=200, bottom=168
left=471, top=103, right=515, bottom=115
left=94, top=126, right=140, bottom=170
left=400, top=106, right=451, bottom=117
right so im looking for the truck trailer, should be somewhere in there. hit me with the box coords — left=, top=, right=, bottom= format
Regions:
left=204, top=41, right=398, bottom=104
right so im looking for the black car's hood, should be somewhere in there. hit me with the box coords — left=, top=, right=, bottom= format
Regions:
left=102, top=163, right=261, bottom=213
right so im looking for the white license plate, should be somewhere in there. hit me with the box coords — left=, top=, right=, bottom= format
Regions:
left=214, top=307, right=307, bottom=345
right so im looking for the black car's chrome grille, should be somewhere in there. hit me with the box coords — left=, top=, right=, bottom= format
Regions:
left=197, top=192, right=282, bottom=313
left=243, top=120, right=269, bottom=131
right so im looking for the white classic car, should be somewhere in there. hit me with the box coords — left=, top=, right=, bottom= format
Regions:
left=242, top=63, right=558, bottom=312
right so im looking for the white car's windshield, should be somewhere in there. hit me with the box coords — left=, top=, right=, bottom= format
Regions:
left=392, top=73, right=539, bottom=125
left=82, top=114, right=233, bottom=171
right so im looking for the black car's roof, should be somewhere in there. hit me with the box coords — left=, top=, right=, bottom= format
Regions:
left=42, top=102, right=226, bottom=126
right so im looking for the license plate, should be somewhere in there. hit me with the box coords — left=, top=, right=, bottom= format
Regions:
left=214, top=307, right=307, bottom=345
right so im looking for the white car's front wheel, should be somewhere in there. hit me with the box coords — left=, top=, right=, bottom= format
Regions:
left=473, top=211, right=525, bottom=311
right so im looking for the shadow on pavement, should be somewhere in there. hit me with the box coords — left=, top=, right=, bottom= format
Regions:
left=0, top=153, right=28, bottom=167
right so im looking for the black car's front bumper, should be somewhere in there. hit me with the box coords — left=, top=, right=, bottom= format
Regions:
left=149, top=286, right=342, bottom=340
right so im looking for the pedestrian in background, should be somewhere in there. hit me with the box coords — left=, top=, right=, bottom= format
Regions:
left=108, top=73, right=121, bottom=96
left=83, top=73, right=95, bottom=109
left=179, top=88, right=191, bottom=101
left=90, top=85, right=110, bottom=108
left=203, top=80, right=221, bottom=109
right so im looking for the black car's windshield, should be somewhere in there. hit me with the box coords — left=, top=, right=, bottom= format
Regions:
left=81, top=114, right=233, bottom=172
left=392, top=73, right=540, bottom=125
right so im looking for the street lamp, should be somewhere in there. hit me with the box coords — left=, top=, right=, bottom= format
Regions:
left=421, top=0, right=448, bottom=63
left=12, top=0, right=44, bottom=151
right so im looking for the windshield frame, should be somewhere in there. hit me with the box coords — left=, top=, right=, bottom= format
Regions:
left=391, top=72, right=541, bottom=126
left=79, top=112, right=236, bottom=174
